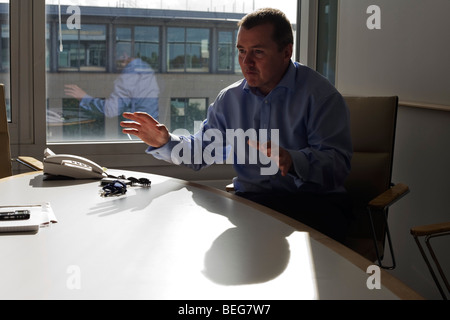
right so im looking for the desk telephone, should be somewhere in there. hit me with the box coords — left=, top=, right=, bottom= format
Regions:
left=43, top=148, right=107, bottom=179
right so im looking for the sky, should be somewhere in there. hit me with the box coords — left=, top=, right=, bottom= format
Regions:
left=43, top=0, right=298, bottom=22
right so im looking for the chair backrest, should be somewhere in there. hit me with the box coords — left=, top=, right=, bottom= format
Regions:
left=344, top=96, right=398, bottom=200
left=0, top=83, right=12, bottom=179
left=343, top=96, right=399, bottom=258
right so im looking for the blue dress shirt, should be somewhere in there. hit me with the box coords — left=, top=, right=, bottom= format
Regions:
left=149, top=61, right=352, bottom=194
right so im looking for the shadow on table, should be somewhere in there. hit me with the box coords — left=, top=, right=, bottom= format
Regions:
left=190, top=186, right=296, bottom=286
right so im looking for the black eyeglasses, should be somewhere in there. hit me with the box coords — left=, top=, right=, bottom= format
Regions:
left=101, top=175, right=151, bottom=197
left=127, top=177, right=151, bottom=187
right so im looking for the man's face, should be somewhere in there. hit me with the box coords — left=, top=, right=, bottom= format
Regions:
left=237, top=23, right=292, bottom=96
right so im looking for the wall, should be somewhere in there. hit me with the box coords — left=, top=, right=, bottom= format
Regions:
left=336, top=0, right=450, bottom=299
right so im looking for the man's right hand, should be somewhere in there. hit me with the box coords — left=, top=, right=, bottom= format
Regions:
left=121, top=112, right=170, bottom=148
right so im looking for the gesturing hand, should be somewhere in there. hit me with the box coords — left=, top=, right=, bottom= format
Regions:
left=120, top=112, right=170, bottom=148
left=248, top=140, right=293, bottom=176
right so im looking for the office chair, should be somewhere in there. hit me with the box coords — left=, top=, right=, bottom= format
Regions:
left=0, top=83, right=43, bottom=179
left=410, top=222, right=450, bottom=300
left=343, top=96, right=409, bottom=269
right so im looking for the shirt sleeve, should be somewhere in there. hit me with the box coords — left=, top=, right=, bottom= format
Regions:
left=287, top=92, right=352, bottom=193
left=146, top=118, right=229, bottom=171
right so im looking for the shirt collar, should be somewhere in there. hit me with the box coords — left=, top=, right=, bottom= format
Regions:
left=243, top=60, right=296, bottom=95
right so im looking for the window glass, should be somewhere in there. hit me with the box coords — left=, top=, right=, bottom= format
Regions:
left=0, top=4, right=10, bottom=121
left=167, top=27, right=185, bottom=72
left=45, top=1, right=297, bottom=143
left=135, top=26, right=159, bottom=70
left=58, top=24, right=106, bottom=72
left=186, top=28, right=209, bottom=72
left=317, top=0, right=337, bottom=85
left=218, top=31, right=234, bottom=72
left=171, top=98, right=207, bottom=134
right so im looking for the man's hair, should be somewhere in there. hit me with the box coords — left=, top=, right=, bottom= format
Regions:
left=238, top=8, right=294, bottom=51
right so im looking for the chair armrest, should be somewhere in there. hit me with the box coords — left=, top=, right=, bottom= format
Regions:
left=410, top=222, right=450, bottom=237
left=368, top=183, right=410, bottom=209
left=226, top=183, right=235, bottom=192
left=16, top=156, right=44, bottom=171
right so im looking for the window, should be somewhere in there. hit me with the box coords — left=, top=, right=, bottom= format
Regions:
left=316, top=0, right=337, bottom=85
left=218, top=30, right=235, bottom=72
left=44, top=3, right=248, bottom=143
left=58, top=24, right=107, bottom=72
left=167, top=27, right=210, bottom=73
left=134, top=26, right=160, bottom=71
left=8, top=1, right=300, bottom=175
left=115, top=26, right=160, bottom=72
left=171, top=98, right=208, bottom=134
left=0, top=4, right=9, bottom=121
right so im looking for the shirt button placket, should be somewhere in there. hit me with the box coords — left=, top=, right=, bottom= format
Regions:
left=261, top=99, right=270, bottom=130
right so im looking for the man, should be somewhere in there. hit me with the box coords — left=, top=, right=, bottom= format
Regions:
left=121, top=8, right=353, bottom=242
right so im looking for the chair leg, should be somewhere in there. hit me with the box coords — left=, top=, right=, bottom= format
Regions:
left=368, top=207, right=396, bottom=270
left=413, top=233, right=449, bottom=300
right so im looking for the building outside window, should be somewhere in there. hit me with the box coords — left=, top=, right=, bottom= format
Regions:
left=167, top=27, right=210, bottom=73
left=134, top=26, right=160, bottom=71
left=58, top=24, right=107, bottom=72
left=115, top=26, right=159, bottom=72
left=218, top=30, right=235, bottom=72
left=171, top=98, right=208, bottom=134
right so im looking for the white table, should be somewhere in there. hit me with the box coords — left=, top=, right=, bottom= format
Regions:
left=0, top=170, right=422, bottom=300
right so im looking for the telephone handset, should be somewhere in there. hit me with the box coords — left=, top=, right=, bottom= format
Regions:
left=43, top=148, right=107, bottom=180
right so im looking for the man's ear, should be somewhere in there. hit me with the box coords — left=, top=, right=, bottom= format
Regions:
left=284, top=43, right=293, bottom=60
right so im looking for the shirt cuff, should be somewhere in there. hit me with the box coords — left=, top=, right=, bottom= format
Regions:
left=287, top=149, right=310, bottom=183
left=146, top=133, right=180, bottom=161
